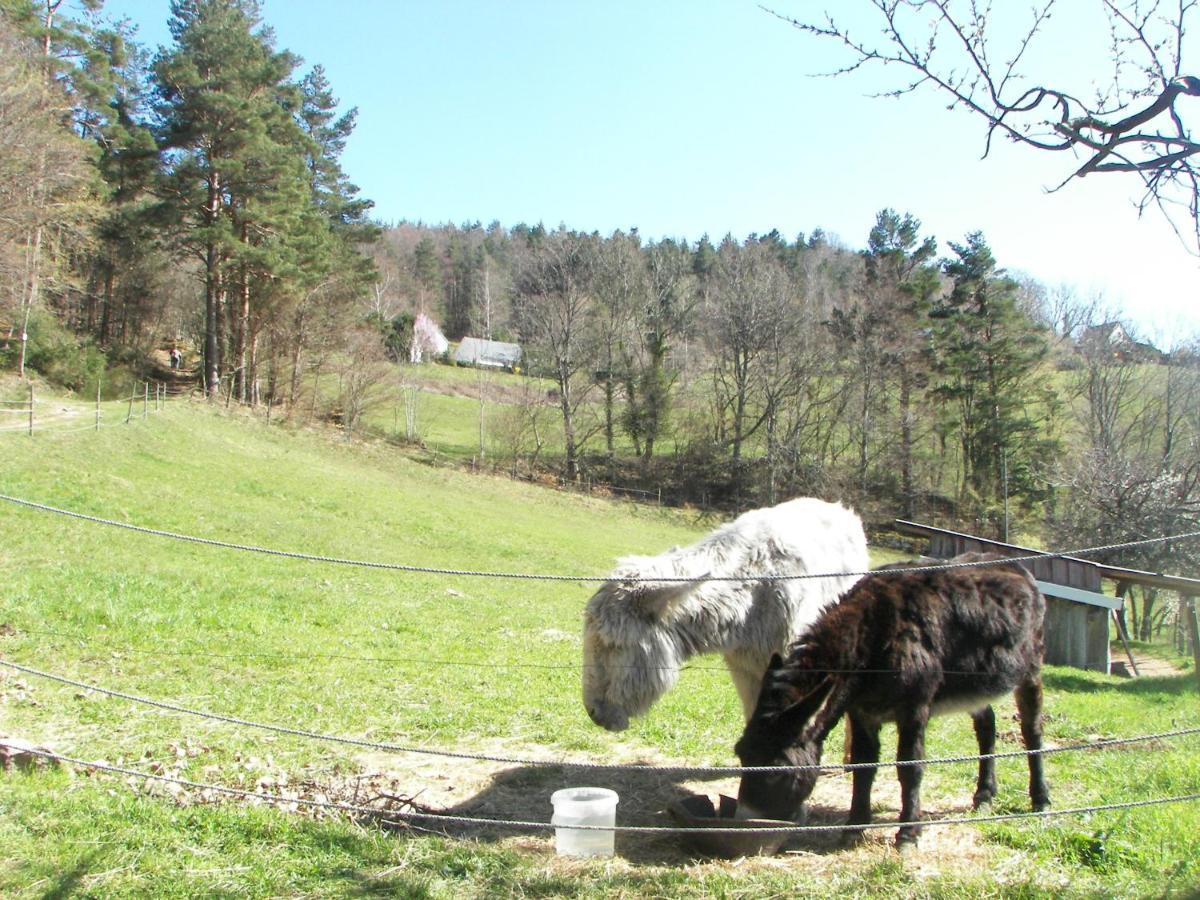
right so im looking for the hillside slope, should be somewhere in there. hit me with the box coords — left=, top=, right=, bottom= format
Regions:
left=1, top=403, right=1197, bottom=898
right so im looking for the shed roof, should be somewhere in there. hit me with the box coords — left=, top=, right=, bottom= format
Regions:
left=895, top=520, right=1200, bottom=596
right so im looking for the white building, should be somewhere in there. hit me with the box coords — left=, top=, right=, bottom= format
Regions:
left=454, top=337, right=522, bottom=370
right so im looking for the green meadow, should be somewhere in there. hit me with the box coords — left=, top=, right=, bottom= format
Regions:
left=1, top=398, right=1197, bottom=898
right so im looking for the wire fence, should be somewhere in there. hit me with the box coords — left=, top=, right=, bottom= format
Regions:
left=8, top=744, right=1200, bottom=836
left=13, top=625, right=1198, bottom=679
left=3, top=658, right=1197, bottom=775
left=0, top=381, right=176, bottom=437
left=1, top=490, right=1198, bottom=583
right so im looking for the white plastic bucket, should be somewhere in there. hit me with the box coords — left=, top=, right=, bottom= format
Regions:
left=550, top=787, right=619, bottom=857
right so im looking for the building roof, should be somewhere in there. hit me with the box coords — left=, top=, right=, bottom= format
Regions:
left=895, top=520, right=1200, bottom=596
left=454, top=337, right=521, bottom=367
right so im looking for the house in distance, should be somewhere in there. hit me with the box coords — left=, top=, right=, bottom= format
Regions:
left=454, top=337, right=522, bottom=372
left=410, top=313, right=449, bottom=363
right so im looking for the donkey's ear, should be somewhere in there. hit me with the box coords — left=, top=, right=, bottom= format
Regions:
left=630, top=574, right=708, bottom=620
left=776, top=675, right=837, bottom=739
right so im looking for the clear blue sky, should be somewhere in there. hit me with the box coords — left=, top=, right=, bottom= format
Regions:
left=98, top=0, right=1200, bottom=339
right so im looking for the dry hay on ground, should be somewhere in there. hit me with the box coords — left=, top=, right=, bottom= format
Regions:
left=344, top=740, right=1021, bottom=879
left=4, top=724, right=1034, bottom=882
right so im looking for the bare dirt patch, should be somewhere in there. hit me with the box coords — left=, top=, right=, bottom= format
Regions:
left=337, top=739, right=1020, bottom=878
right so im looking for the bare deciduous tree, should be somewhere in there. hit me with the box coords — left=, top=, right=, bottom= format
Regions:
left=772, top=1, right=1200, bottom=249
left=707, top=237, right=804, bottom=505
left=489, top=378, right=552, bottom=478
left=0, top=18, right=95, bottom=377
left=627, top=238, right=697, bottom=462
left=592, top=230, right=644, bottom=462
left=336, top=328, right=393, bottom=437
left=512, top=229, right=601, bottom=481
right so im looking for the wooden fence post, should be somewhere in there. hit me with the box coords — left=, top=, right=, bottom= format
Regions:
left=1112, top=609, right=1139, bottom=677
left=1113, top=581, right=1139, bottom=676
left=95, top=377, right=101, bottom=431
left=1185, top=595, right=1200, bottom=691
left=143, top=382, right=148, bottom=418
left=28, top=384, right=34, bottom=436
left=126, top=385, right=134, bottom=424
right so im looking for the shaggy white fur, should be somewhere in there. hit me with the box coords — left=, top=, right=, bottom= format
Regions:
left=581, top=497, right=869, bottom=731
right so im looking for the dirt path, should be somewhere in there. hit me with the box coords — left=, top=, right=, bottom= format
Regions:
left=1110, top=647, right=1184, bottom=678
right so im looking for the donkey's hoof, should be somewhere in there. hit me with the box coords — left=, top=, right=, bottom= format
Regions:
left=972, top=791, right=995, bottom=810
left=895, top=837, right=920, bottom=857
left=839, top=828, right=867, bottom=849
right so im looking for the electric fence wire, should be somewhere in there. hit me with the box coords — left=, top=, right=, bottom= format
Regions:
left=0, top=399, right=174, bottom=436
left=9, top=745, right=1200, bottom=836
left=7, top=626, right=1165, bottom=677
left=1, top=491, right=1198, bottom=583
left=3, top=658, right=1197, bottom=775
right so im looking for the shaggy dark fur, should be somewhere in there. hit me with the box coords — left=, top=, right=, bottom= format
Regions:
left=734, top=554, right=1051, bottom=848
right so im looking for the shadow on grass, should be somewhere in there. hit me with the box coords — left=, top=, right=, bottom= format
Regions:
left=1043, top=669, right=1197, bottom=697
left=395, top=762, right=852, bottom=864
left=32, top=851, right=97, bottom=900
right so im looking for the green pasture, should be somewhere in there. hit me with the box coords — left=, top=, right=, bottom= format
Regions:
left=356, top=361, right=638, bottom=465
left=0, top=400, right=1197, bottom=897
left=348, top=355, right=1138, bottom=482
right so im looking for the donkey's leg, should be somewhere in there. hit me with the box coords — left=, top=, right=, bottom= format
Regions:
left=1016, top=677, right=1051, bottom=811
left=725, top=654, right=763, bottom=721
left=894, top=709, right=929, bottom=849
left=970, top=705, right=998, bottom=808
left=843, top=714, right=881, bottom=845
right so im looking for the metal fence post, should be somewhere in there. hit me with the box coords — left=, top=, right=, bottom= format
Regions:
left=28, top=384, right=34, bottom=436
left=95, top=377, right=101, bottom=431
left=143, top=382, right=148, bottom=419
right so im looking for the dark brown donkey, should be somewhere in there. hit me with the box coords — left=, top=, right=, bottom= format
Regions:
left=734, top=554, right=1051, bottom=849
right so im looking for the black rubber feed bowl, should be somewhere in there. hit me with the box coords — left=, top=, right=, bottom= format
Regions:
left=667, top=793, right=794, bottom=858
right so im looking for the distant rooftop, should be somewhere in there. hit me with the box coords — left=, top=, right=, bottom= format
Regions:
left=454, top=337, right=521, bottom=368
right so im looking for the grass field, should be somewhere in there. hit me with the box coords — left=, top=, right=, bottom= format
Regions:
left=1, top=397, right=1198, bottom=898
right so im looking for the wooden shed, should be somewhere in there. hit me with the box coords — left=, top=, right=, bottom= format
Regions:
left=894, top=521, right=1118, bottom=673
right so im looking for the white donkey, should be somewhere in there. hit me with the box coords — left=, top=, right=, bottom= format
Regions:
left=582, top=497, right=869, bottom=731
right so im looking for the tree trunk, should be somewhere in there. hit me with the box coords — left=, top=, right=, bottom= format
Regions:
left=603, top=375, right=615, bottom=458
left=234, top=262, right=250, bottom=403
left=289, top=308, right=307, bottom=408
left=248, top=324, right=261, bottom=406
left=17, top=225, right=42, bottom=380
left=899, top=365, right=915, bottom=519
left=98, top=262, right=114, bottom=347
left=1139, top=587, right=1157, bottom=642
left=765, top=403, right=778, bottom=506
left=204, top=175, right=223, bottom=398
left=558, top=367, right=577, bottom=481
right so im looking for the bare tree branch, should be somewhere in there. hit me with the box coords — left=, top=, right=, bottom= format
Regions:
left=766, top=1, right=1200, bottom=250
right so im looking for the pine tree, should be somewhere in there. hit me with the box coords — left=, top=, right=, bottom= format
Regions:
left=863, top=209, right=939, bottom=516
left=412, top=236, right=441, bottom=316
left=931, top=232, right=1057, bottom=525
left=297, top=65, right=373, bottom=236
left=154, top=0, right=300, bottom=396
left=83, top=16, right=161, bottom=347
